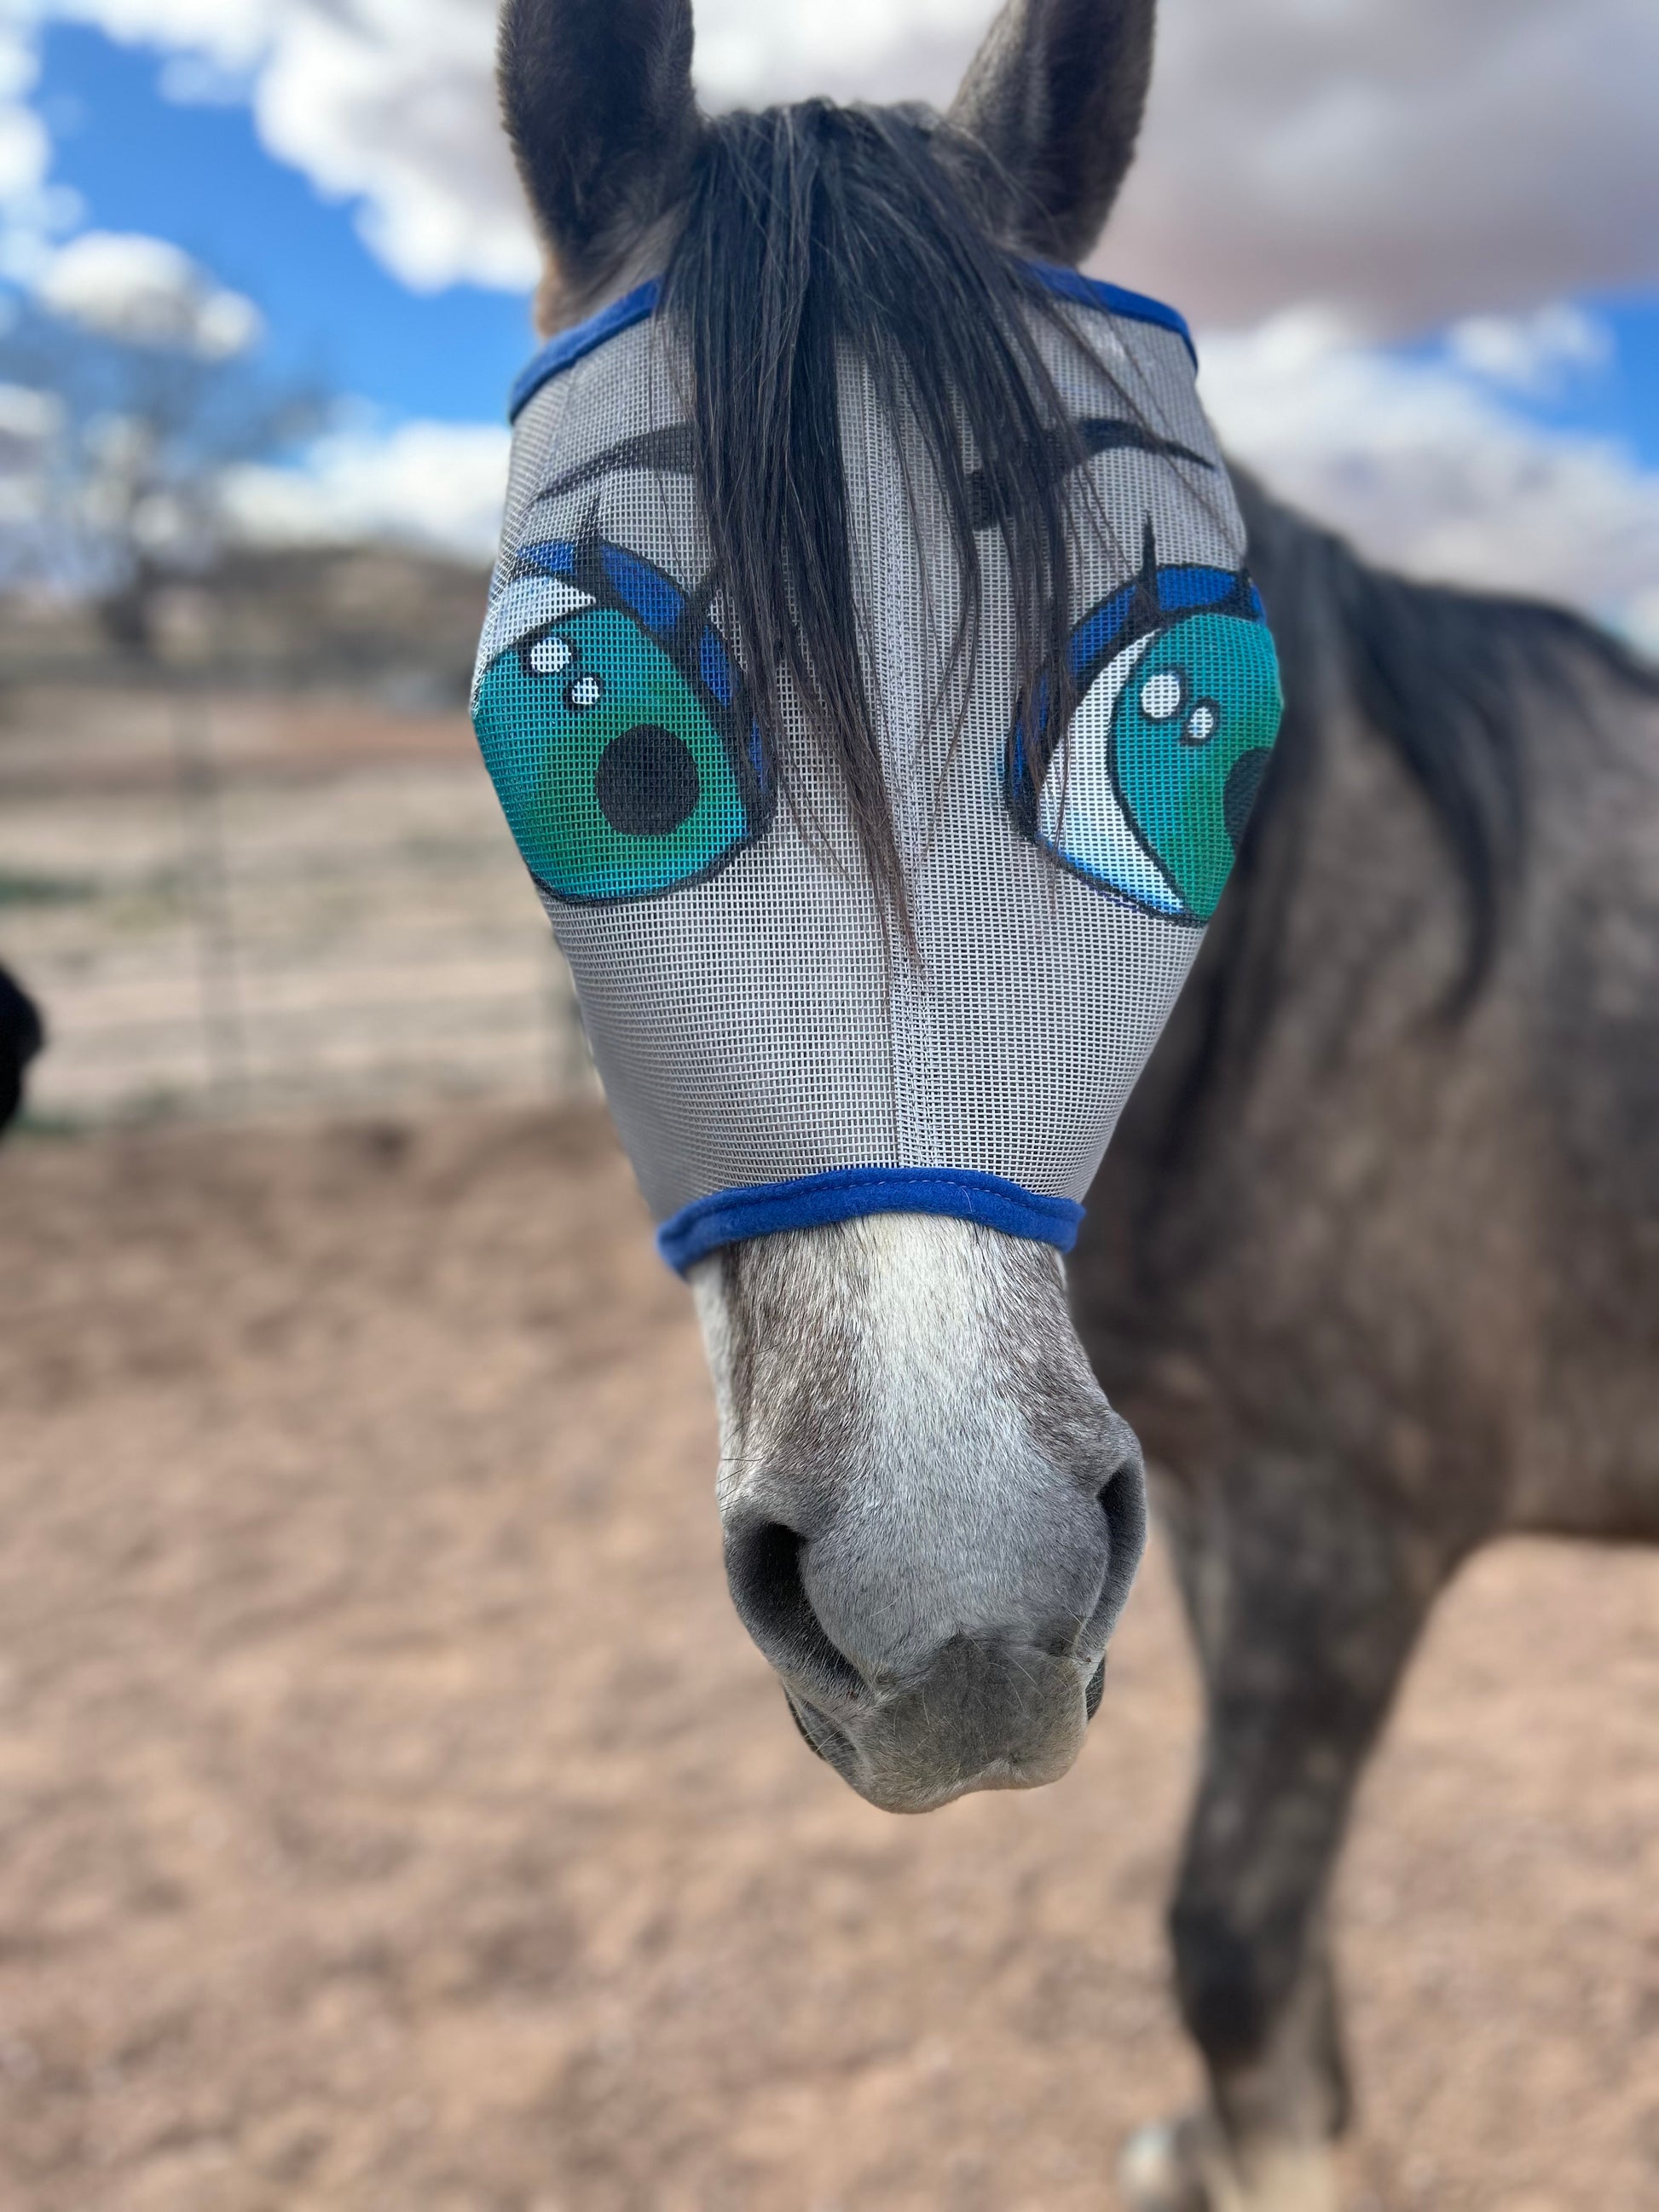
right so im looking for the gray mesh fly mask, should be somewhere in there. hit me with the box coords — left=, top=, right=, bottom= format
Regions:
left=474, top=265, right=1283, bottom=1270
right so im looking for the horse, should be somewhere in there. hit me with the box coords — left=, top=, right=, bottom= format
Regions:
left=0, top=965, right=43, bottom=1135
left=493, top=4, right=1659, bottom=2206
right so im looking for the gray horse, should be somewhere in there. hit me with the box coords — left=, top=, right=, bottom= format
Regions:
left=495, top=3, right=1659, bottom=2205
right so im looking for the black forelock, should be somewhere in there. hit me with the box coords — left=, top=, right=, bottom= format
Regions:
left=660, top=100, right=1135, bottom=933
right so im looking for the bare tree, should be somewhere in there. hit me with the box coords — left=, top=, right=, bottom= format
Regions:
left=0, top=244, right=321, bottom=656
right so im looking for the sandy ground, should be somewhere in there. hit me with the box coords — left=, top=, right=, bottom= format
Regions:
left=1, top=1107, right=1656, bottom=2212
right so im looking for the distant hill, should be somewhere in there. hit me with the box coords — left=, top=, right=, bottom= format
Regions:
left=0, top=546, right=493, bottom=705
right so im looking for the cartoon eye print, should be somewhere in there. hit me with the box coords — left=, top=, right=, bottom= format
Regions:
left=1005, top=528, right=1285, bottom=923
left=471, top=539, right=770, bottom=904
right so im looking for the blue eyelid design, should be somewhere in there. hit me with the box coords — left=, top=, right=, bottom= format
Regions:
left=1005, top=550, right=1284, bottom=925
left=471, top=540, right=773, bottom=905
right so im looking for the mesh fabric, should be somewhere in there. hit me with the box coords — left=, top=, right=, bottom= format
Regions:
left=473, top=269, right=1281, bottom=1268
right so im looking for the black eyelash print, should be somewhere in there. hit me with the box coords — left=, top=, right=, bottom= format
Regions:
left=967, top=418, right=1214, bottom=534
left=672, top=563, right=721, bottom=673
left=530, top=424, right=701, bottom=512
left=569, top=494, right=611, bottom=601
left=1130, top=514, right=1162, bottom=634
left=529, top=410, right=1211, bottom=607
left=1113, top=517, right=1262, bottom=667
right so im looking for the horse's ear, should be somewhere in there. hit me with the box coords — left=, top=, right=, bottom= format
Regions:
left=498, top=0, right=702, bottom=327
left=941, top=0, right=1157, bottom=264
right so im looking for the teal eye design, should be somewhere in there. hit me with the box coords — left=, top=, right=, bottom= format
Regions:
left=1005, top=527, right=1284, bottom=923
left=471, top=540, right=770, bottom=903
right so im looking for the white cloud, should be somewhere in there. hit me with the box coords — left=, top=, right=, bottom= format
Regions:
left=1200, top=313, right=1659, bottom=649
left=49, top=0, right=537, bottom=292
left=3, top=2, right=1652, bottom=632
left=35, top=228, right=263, bottom=353
left=0, top=377, right=57, bottom=437
left=26, top=0, right=1659, bottom=334
left=0, top=8, right=66, bottom=278
left=691, top=0, right=982, bottom=103
left=0, top=82, right=44, bottom=197
left=252, top=3, right=535, bottom=291
left=50, top=0, right=271, bottom=55
left=1445, top=304, right=1612, bottom=399
left=220, top=415, right=510, bottom=561
left=1106, top=0, right=1659, bottom=335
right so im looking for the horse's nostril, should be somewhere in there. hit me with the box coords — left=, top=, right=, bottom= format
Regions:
left=1097, top=1441, right=1145, bottom=1557
left=1085, top=1655, right=1107, bottom=1720
left=1078, top=1424, right=1150, bottom=1660
left=724, top=1517, right=865, bottom=1704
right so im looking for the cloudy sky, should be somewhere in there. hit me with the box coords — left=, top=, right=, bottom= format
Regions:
left=2, top=0, right=1656, bottom=638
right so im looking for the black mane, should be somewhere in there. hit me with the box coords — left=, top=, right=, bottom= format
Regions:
left=1240, top=470, right=1657, bottom=987
left=1136, top=468, right=1659, bottom=1168
left=659, top=95, right=1659, bottom=1030
left=661, top=100, right=1116, bottom=927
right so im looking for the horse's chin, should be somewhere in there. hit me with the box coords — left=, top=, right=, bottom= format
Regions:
left=780, top=1652, right=1107, bottom=1815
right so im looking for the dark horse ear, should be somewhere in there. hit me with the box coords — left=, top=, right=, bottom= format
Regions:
left=942, top=0, right=1157, bottom=264
left=498, top=0, right=702, bottom=325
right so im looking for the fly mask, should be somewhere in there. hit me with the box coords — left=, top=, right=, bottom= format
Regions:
left=472, top=263, right=1282, bottom=1271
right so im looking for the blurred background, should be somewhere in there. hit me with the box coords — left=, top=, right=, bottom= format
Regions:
left=0, top=0, right=1656, bottom=1124
left=1, top=8, right=1656, bottom=2211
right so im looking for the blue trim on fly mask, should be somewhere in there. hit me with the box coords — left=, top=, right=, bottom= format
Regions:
left=507, top=264, right=1197, bottom=419
left=509, top=280, right=661, bottom=420
left=1064, top=564, right=1267, bottom=684
left=656, top=1168, right=1085, bottom=1273
left=1020, top=261, right=1199, bottom=369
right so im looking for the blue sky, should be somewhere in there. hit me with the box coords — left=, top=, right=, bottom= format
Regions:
left=32, top=19, right=1658, bottom=461
left=5, top=5, right=1656, bottom=627
left=1405, top=301, right=1659, bottom=472
left=1546, top=311, right=1659, bottom=468
left=35, top=22, right=535, bottom=426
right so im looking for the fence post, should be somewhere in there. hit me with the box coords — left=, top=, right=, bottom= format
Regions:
left=172, top=683, right=250, bottom=1114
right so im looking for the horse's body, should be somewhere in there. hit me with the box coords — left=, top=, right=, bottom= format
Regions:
left=493, top=4, right=1658, bottom=2203
left=1079, top=474, right=1659, bottom=2207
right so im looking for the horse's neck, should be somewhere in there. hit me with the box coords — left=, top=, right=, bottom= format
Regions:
left=1081, top=622, right=1480, bottom=1314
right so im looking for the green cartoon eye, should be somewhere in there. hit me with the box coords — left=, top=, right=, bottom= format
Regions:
left=1107, top=612, right=1282, bottom=920
left=1014, top=563, right=1284, bottom=923
left=473, top=588, right=764, bottom=904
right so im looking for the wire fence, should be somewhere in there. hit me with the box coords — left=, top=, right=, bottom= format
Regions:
left=0, top=673, right=592, bottom=1129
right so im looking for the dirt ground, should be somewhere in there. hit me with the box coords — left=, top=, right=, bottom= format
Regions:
left=1, top=1107, right=1656, bottom=2212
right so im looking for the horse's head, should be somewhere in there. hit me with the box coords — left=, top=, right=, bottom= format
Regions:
left=486, top=0, right=1278, bottom=1811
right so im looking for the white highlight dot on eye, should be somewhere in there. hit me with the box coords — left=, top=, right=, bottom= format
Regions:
left=529, top=633, right=573, bottom=675
left=567, top=673, right=604, bottom=711
left=1139, top=669, right=1185, bottom=719
left=1185, top=702, right=1220, bottom=745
